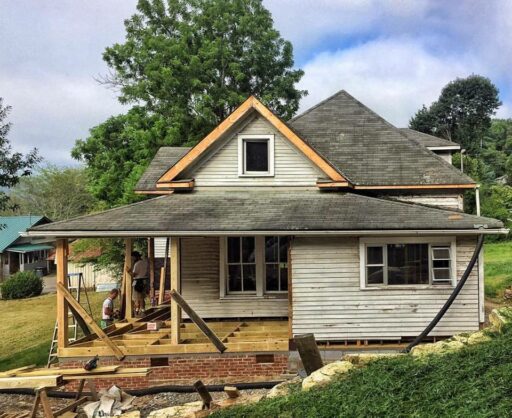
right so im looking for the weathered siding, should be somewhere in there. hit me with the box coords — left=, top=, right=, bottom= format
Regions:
left=392, top=194, right=463, bottom=211
left=67, top=262, right=116, bottom=289
left=291, top=236, right=479, bottom=340
left=180, top=237, right=288, bottom=318
left=189, top=115, right=322, bottom=187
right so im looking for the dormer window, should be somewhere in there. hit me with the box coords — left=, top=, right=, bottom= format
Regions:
left=238, top=134, right=274, bottom=176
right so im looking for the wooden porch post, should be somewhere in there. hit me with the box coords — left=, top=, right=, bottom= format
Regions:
left=170, top=237, right=181, bottom=344
left=148, top=238, right=155, bottom=305
left=124, top=238, right=134, bottom=319
left=56, top=239, right=69, bottom=350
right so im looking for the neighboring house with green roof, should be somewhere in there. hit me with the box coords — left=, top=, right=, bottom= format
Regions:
left=0, top=215, right=53, bottom=280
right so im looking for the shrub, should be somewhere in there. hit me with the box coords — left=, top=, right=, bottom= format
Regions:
left=0, top=271, right=44, bottom=300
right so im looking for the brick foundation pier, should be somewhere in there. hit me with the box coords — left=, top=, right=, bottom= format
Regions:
left=59, top=352, right=290, bottom=390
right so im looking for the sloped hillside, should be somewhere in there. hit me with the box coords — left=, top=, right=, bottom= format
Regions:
left=213, top=327, right=512, bottom=417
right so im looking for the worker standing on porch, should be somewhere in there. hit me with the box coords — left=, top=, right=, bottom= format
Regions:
left=127, top=251, right=149, bottom=316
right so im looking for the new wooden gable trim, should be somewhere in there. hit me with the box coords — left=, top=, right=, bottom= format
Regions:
left=354, top=184, right=477, bottom=190
left=156, top=96, right=347, bottom=185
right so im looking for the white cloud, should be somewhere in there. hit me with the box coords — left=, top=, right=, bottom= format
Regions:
left=297, top=37, right=491, bottom=126
left=0, top=74, right=126, bottom=165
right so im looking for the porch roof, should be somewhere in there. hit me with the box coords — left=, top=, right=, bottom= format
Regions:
left=26, top=191, right=506, bottom=238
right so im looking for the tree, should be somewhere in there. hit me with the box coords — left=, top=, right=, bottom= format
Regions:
left=74, top=0, right=306, bottom=207
left=5, top=165, right=97, bottom=221
left=0, top=98, right=39, bottom=211
left=410, top=75, right=501, bottom=152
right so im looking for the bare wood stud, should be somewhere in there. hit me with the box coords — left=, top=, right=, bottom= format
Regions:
left=170, top=238, right=181, bottom=345
left=148, top=238, right=155, bottom=303
left=56, top=239, right=69, bottom=350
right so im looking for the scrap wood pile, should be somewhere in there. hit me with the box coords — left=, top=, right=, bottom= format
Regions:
left=0, top=364, right=150, bottom=418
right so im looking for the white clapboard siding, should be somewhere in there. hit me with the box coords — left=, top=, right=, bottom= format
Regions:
left=154, top=237, right=168, bottom=258
left=188, top=115, right=322, bottom=187
left=180, top=237, right=288, bottom=318
left=291, top=236, right=480, bottom=340
left=67, top=262, right=117, bottom=289
left=392, top=194, right=463, bottom=211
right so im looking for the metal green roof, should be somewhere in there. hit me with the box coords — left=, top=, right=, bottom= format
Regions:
left=7, top=244, right=54, bottom=253
left=0, top=216, right=48, bottom=252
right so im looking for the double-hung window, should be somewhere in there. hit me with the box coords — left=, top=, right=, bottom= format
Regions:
left=223, top=236, right=289, bottom=296
left=361, top=238, right=455, bottom=287
left=238, top=134, right=274, bottom=177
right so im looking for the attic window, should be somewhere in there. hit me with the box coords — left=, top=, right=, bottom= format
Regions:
left=238, top=134, right=274, bottom=176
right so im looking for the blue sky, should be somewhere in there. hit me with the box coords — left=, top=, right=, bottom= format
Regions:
left=1, top=0, right=511, bottom=165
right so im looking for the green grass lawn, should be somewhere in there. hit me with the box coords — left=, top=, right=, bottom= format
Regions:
left=0, top=290, right=107, bottom=371
left=484, top=241, right=512, bottom=300
left=213, top=328, right=512, bottom=418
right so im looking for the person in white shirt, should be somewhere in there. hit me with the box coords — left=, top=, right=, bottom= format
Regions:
left=101, top=288, right=119, bottom=328
left=127, top=251, right=149, bottom=316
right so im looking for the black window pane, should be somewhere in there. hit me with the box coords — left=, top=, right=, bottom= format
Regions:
left=266, top=264, right=279, bottom=291
left=388, top=244, right=429, bottom=285
left=228, top=265, right=241, bottom=291
left=433, top=259, right=450, bottom=268
left=367, top=247, right=383, bottom=265
left=242, top=237, right=255, bottom=262
left=367, top=266, right=384, bottom=284
left=243, top=265, right=256, bottom=291
left=227, top=237, right=240, bottom=263
left=245, top=141, right=268, bottom=172
left=433, top=248, right=450, bottom=259
left=279, top=237, right=289, bottom=262
left=280, top=266, right=288, bottom=290
left=265, top=236, right=278, bottom=262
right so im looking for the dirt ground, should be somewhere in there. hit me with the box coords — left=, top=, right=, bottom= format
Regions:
left=0, top=388, right=269, bottom=417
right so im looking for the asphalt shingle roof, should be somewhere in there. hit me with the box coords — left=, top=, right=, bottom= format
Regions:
left=136, top=147, right=191, bottom=191
left=289, top=90, right=474, bottom=186
left=399, top=128, right=461, bottom=149
left=0, top=215, right=48, bottom=252
left=30, top=191, right=503, bottom=234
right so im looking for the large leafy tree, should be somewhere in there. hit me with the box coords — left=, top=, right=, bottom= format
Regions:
left=0, top=98, right=39, bottom=211
left=74, top=0, right=306, bottom=207
left=409, top=75, right=501, bottom=152
left=5, top=165, right=97, bottom=221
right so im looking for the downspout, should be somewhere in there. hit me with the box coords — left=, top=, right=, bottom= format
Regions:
left=404, top=234, right=484, bottom=353
left=475, top=185, right=481, bottom=216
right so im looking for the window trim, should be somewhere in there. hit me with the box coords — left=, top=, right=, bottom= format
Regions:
left=264, top=236, right=289, bottom=294
left=359, top=237, right=457, bottom=289
left=237, top=134, right=275, bottom=177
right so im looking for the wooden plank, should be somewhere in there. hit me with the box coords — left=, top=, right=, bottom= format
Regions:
left=224, top=386, right=240, bottom=399
left=0, top=364, right=37, bottom=377
left=156, top=180, right=195, bottom=189
left=17, top=366, right=119, bottom=377
left=294, top=334, right=323, bottom=376
left=57, top=282, right=125, bottom=361
left=159, top=238, right=170, bottom=305
left=170, top=238, right=181, bottom=345
left=56, top=239, right=69, bottom=350
left=62, top=372, right=150, bottom=381
left=124, top=238, right=134, bottom=320
left=193, top=380, right=213, bottom=409
left=38, top=389, right=54, bottom=418
left=170, top=290, right=226, bottom=353
left=220, top=323, right=244, bottom=343
left=354, top=183, right=476, bottom=190
left=54, top=397, right=88, bottom=417
left=0, top=375, right=63, bottom=390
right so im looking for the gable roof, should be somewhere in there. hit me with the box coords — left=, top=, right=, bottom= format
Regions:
left=289, top=90, right=474, bottom=188
left=399, top=128, right=461, bottom=150
left=136, top=147, right=191, bottom=192
left=155, top=96, right=348, bottom=188
left=27, top=191, right=505, bottom=236
left=0, top=215, right=49, bottom=252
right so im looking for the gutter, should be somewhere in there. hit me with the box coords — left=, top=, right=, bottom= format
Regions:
left=23, top=228, right=509, bottom=239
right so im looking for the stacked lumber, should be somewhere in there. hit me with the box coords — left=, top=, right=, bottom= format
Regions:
left=0, top=365, right=151, bottom=390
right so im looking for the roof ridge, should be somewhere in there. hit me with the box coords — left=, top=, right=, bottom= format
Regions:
left=291, top=89, right=349, bottom=122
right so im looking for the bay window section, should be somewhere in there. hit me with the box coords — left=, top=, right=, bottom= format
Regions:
left=265, top=236, right=289, bottom=292
left=223, top=236, right=289, bottom=296
left=227, top=237, right=256, bottom=293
